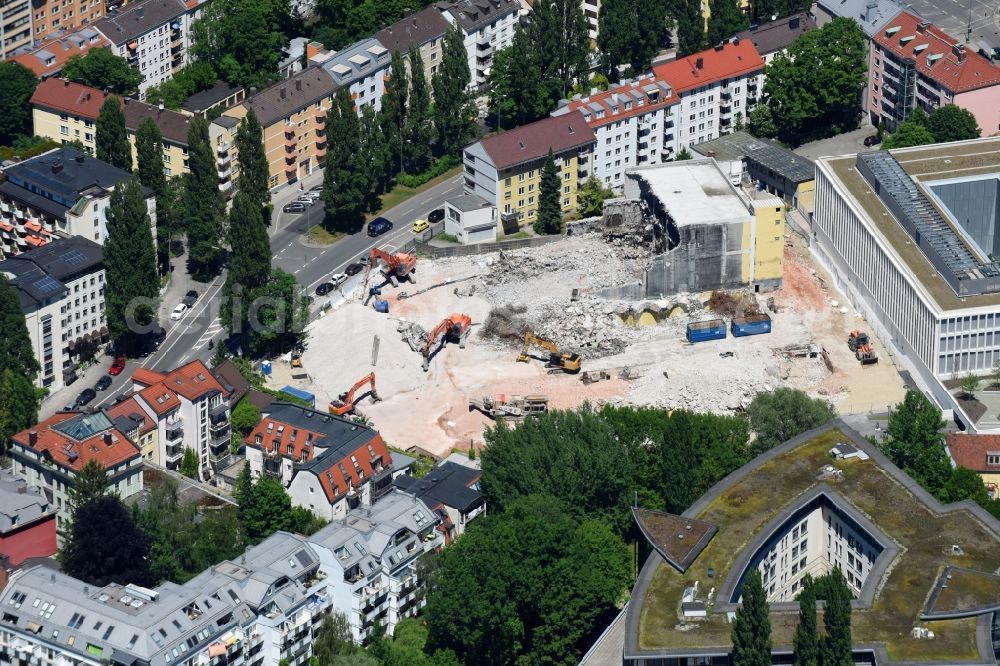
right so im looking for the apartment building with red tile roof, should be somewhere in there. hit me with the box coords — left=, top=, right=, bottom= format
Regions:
left=947, top=433, right=1000, bottom=498
left=870, top=11, right=1000, bottom=133
left=106, top=395, right=159, bottom=464
left=244, top=402, right=396, bottom=521
left=10, top=28, right=108, bottom=79
left=9, top=411, right=143, bottom=534
left=0, top=470, right=57, bottom=566
left=128, top=360, right=232, bottom=481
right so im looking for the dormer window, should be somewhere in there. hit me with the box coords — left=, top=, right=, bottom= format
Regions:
left=988, top=452, right=1000, bottom=465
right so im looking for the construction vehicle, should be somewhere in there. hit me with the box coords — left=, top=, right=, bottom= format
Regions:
left=847, top=330, right=870, bottom=352
left=359, top=248, right=416, bottom=298
left=421, top=313, right=473, bottom=371
left=469, top=394, right=548, bottom=421
left=290, top=351, right=302, bottom=368
left=848, top=330, right=878, bottom=365
left=517, top=332, right=582, bottom=373
left=329, top=372, right=381, bottom=416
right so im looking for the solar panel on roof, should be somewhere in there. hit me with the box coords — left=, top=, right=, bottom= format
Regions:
left=32, top=276, right=61, bottom=294
left=62, top=249, right=85, bottom=266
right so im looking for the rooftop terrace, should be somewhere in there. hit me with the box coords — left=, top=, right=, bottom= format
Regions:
left=628, top=422, right=1000, bottom=664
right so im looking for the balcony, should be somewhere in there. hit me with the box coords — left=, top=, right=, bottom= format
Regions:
left=315, top=108, right=326, bottom=123
left=721, top=92, right=731, bottom=101
left=476, top=42, right=493, bottom=56
left=720, top=104, right=731, bottom=115
left=284, top=134, right=296, bottom=147
left=165, top=443, right=184, bottom=461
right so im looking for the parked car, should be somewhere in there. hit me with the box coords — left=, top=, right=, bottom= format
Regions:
left=95, top=375, right=112, bottom=391
left=170, top=303, right=188, bottom=320
left=302, top=191, right=321, bottom=201
left=182, top=289, right=199, bottom=307
left=428, top=208, right=444, bottom=223
left=863, top=135, right=880, bottom=147
left=296, top=196, right=315, bottom=207
left=367, top=217, right=393, bottom=237
left=345, top=262, right=364, bottom=276
left=330, top=273, right=348, bottom=287
left=412, top=219, right=430, bottom=234
left=283, top=202, right=306, bottom=214
left=358, top=255, right=369, bottom=265
left=109, top=356, right=127, bottom=376
left=74, top=388, right=96, bottom=407
left=315, top=282, right=334, bottom=296
left=64, top=369, right=79, bottom=386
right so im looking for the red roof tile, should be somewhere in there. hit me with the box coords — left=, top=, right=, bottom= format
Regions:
left=12, top=412, right=139, bottom=473
left=561, top=77, right=679, bottom=129
left=29, top=78, right=114, bottom=119
left=947, top=433, right=1000, bottom=472
left=131, top=368, right=166, bottom=387
left=314, top=435, right=390, bottom=503
left=138, top=382, right=180, bottom=416
left=653, top=40, right=764, bottom=95
left=12, top=32, right=109, bottom=79
left=477, top=111, right=596, bottom=170
left=874, top=11, right=1000, bottom=93
left=131, top=361, right=227, bottom=417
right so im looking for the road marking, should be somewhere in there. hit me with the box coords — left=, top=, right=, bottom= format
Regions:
left=150, top=278, right=226, bottom=368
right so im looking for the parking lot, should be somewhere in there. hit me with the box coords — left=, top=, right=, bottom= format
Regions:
left=903, top=0, right=1000, bottom=51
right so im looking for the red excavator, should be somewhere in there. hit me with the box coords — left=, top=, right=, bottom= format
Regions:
left=360, top=248, right=416, bottom=299
left=329, top=372, right=381, bottom=416
left=422, top=313, right=472, bottom=371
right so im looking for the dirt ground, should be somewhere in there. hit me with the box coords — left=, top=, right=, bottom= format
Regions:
left=267, top=232, right=906, bottom=457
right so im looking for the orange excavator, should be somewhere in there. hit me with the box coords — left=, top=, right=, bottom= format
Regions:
left=422, top=313, right=472, bottom=371
left=328, top=372, right=381, bottom=416
left=360, top=248, right=416, bottom=298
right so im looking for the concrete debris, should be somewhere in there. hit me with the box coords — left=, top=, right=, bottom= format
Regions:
left=397, top=320, right=428, bottom=352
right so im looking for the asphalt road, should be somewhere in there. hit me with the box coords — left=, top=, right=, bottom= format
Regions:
left=68, top=173, right=463, bottom=416
left=903, top=0, right=1000, bottom=51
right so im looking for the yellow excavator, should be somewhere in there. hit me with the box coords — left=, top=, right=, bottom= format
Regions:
left=516, top=332, right=582, bottom=374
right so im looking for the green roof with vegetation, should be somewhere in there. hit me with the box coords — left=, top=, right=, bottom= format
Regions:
left=635, top=427, right=1000, bottom=662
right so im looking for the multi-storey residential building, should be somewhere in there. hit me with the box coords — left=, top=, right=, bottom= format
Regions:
left=93, top=0, right=199, bottom=97
left=128, top=360, right=232, bottom=481
left=320, top=37, right=391, bottom=114
left=0, top=147, right=156, bottom=257
left=0, top=236, right=106, bottom=390
left=734, top=12, right=814, bottom=64
left=554, top=75, right=679, bottom=189
left=440, top=0, right=519, bottom=91
left=463, top=111, right=595, bottom=225
left=30, top=0, right=105, bottom=42
left=376, top=7, right=449, bottom=86
left=10, top=27, right=107, bottom=79
left=0, top=531, right=331, bottom=666
left=0, top=0, right=33, bottom=60
left=9, top=410, right=143, bottom=532
left=106, top=395, right=159, bottom=464
left=222, top=66, right=336, bottom=189
left=244, top=402, right=395, bottom=521
left=392, top=461, right=484, bottom=540
left=0, top=470, right=57, bottom=566
left=580, top=0, right=599, bottom=40
left=652, top=38, right=764, bottom=148
left=869, top=11, right=1000, bottom=134
left=308, top=490, right=444, bottom=642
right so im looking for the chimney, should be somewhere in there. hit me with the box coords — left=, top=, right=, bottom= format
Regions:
left=103, top=432, right=112, bottom=446
left=954, top=44, right=967, bottom=62
left=295, top=78, right=302, bottom=91
left=865, top=1, right=876, bottom=22
left=28, top=430, right=37, bottom=445
left=917, top=20, right=929, bottom=34
left=280, top=86, right=286, bottom=99
left=17, top=484, right=26, bottom=494
left=695, top=57, right=704, bottom=69
left=51, top=162, right=63, bottom=174
left=788, top=16, right=799, bottom=30
left=403, top=7, right=412, bottom=16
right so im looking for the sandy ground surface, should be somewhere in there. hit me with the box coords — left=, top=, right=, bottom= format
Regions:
left=263, top=232, right=907, bottom=457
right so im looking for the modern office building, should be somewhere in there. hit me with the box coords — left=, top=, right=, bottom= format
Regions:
left=0, top=236, right=107, bottom=390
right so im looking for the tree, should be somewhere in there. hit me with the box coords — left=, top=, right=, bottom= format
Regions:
left=244, top=268, right=308, bottom=357
left=707, top=0, right=749, bottom=47
left=241, top=476, right=293, bottom=542
left=96, top=96, right=132, bottom=171
left=180, top=448, right=200, bottom=478
left=925, top=104, right=980, bottom=143
left=235, top=109, right=270, bottom=213
left=0, top=370, right=39, bottom=457
left=792, top=574, right=818, bottom=666
left=0, top=272, right=40, bottom=379
left=577, top=176, right=615, bottom=217
left=424, top=495, right=630, bottom=666
left=486, top=38, right=548, bottom=129
left=676, top=147, right=694, bottom=160
left=322, top=88, right=367, bottom=233
left=135, top=118, right=170, bottom=272
left=731, top=569, right=771, bottom=666
left=313, top=613, right=359, bottom=663
left=381, top=50, right=408, bottom=175
left=230, top=397, right=262, bottom=438
left=220, top=192, right=271, bottom=341
left=191, top=0, right=292, bottom=88
left=62, top=495, right=152, bottom=586
left=941, top=466, right=992, bottom=505
left=144, top=62, right=217, bottom=110
left=61, top=48, right=143, bottom=96
left=0, top=62, right=38, bottom=145
left=183, top=117, right=226, bottom=277
left=598, top=0, right=641, bottom=78
left=670, top=0, right=706, bottom=56
left=233, top=463, right=254, bottom=509
left=526, top=0, right=591, bottom=103
left=880, top=390, right=951, bottom=496
left=534, top=149, right=562, bottom=235
left=358, top=106, right=389, bottom=212
left=66, top=459, right=111, bottom=515
left=432, top=25, right=475, bottom=157
left=820, top=568, right=853, bottom=666
left=746, top=388, right=836, bottom=455
left=960, top=373, right=979, bottom=400
left=759, top=18, right=866, bottom=145
left=105, top=178, right=159, bottom=357
left=881, top=120, right=935, bottom=149
left=748, top=103, right=778, bottom=138
left=405, top=46, right=434, bottom=173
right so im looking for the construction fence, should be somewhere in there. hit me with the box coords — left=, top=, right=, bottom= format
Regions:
left=412, top=234, right=563, bottom=259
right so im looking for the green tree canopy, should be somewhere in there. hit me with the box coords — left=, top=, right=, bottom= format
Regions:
left=381, top=50, right=408, bottom=175
left=0, top=62, right=38, bottom=145
left=881, top=120, right=936, bottom=149
left=431, top=25, right=475, bottom=157
left=66, top=459, right=111, bottom=515
left=598, top=0, right=669, bottom=77
left=143, top=62, right=217, bottom=110
left=880, top=390, right=951, bottom=496
left=191, top=0, right=293, bottom=88
left=707, top=0, right=750, bottom=47
left=235, top=109, right=270, bottom=212
left=732, top=569, right=772, bottom=666
left=230, top=397, right=262, bottom=438
left=0, top=272, right=40, bottom=379
left=534, top=149, right=562, bottom=235
left=241, top=475, right=293, bottom=542
left=245, top=268, right=309, bottom=357
left=183, top=117, right=226, bottom=278
left=62, top=48, right=143, bottom=96
left=0, top=370, right=39, bottom=457
left=180, top=448, right=200, bottom=478
left=925, top=104, right=980, bottom=143
left=105, top=178, right=159, bottom=357
left=793, top=574, right=819, bottom=666
left=669, top=0, right=706, bottom=56
left=577, top=176, right=615, bottom=217
left=96, top=96, right=132, bottom=171
left=486, top=36, right=550, bottom=129
left=820, top=568, right=853, bottom=666
left=221, top=192, right=272, bottom=341
left=135, top=117, right=170, bottom=272
left=404, top=46, right=433, bottom=173
left=748, top=103, right=778, bottom=138
left=62, top=495, right=152, bottom=586
left=322, top=88, right=367, bottom=233
left=746, top=388, right=836, bottom=454
left=941, top=466, right=992, bottom=505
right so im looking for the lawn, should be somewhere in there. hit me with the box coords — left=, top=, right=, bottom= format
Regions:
left=637, top=427, right=1000, bottom=662
left=365, top=165, right=462, bottom=221
left=308, top=225, right=345, bottom=245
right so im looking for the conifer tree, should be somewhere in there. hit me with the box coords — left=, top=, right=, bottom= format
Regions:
left=105, top=178, right=159, bottom=356
left=380, top=50, right=408, bottom=176
left=0, top=273, right=39, bottom=455
left=235, top=109, right=270, bottom=212
left=793, top=574, right=819, bottom=666
left=731, top=569, right=772, bottom=666
left=321, top=88, right=366, bottom=233
left=821, top=568, right=853, bottom=666
left=404, top=46, right=434, bottom=173
left=431, top=25, right=474, bottom=157
left=135, top=117, right=171, bottom=273
left=534, top=149, right=562, bottom=235
left=96, top=95, right=132, bottom=171
left=221, top=192, right=271, bottom=338
left=183, top=117, right=225, bottom=277
left=62, top=495, right=152, bottom=587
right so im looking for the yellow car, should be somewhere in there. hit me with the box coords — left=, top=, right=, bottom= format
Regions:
left=412, top=218, right=430, bottom=233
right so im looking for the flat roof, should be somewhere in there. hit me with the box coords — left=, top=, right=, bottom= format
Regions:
left=692, top=130, right=815, bottom=183
left=627, top=421, right=1000, bottom=663
left=821, top=137, right=1000, bottom=312
left=626, top=159, right=750, bottom=227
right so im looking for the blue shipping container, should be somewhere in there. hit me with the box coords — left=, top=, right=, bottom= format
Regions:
left=687, top=319, right=727, bottom=343
left=279, top=385, right=316, bottom=407
left=731, top=314, right=772, bottom=337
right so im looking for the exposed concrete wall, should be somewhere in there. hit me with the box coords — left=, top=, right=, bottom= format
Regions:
left=644, top=221, right=746, bottom=297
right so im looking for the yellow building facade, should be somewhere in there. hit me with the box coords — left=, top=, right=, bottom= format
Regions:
left=743, top=197, right=785, bottom=287
left=497, top=152, right=582, bottom=224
